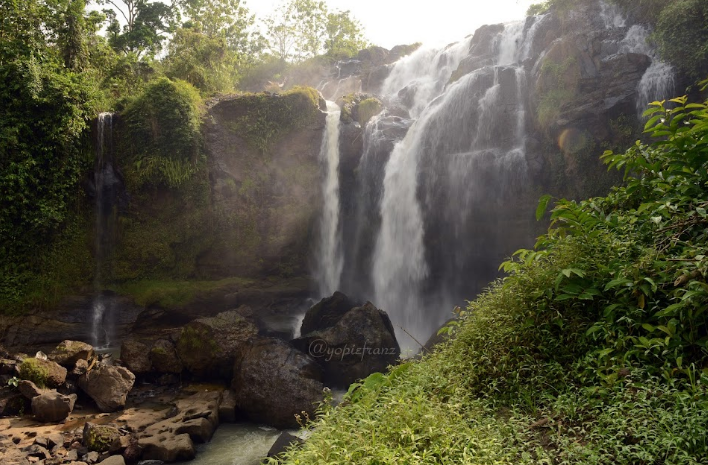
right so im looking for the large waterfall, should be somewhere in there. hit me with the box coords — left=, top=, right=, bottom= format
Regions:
left=315, top=102, right=344, bottom=297
left=317, top=0, right=679, bottom=353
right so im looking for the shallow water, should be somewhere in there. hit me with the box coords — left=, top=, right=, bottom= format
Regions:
left=190, top=423, right=282, bottom=465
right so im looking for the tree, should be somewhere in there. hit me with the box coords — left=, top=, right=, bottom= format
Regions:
left=263, top=0, right=328, bottom=62
left=100, top=0, right=178, bottom=57
left=324, top=10, right=367, bottom=59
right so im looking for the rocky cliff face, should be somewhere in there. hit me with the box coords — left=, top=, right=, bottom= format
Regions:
left=1, top=89, right=327, bottom=350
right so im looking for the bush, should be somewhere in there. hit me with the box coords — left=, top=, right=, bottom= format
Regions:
left=121, top=77, right=204, bottom=189
left=654, top=0, right=708, bottom=80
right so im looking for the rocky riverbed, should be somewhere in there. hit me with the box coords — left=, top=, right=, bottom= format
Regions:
left=0, top=293, right=401, bottom=464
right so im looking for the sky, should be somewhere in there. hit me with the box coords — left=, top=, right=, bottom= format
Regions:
left=246, top=0, right=537, bottom=49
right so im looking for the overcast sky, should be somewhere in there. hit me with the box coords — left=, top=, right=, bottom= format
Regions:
left=246, top=0, right=537, bottom=49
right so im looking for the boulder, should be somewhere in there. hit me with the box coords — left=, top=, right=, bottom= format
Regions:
left=218, top=390, right=237, bottom=423
left=120, top=340, right=151, bottom=375
left=149, top=339, right=182, bottom=374
left=18, top=357, right=67, bottom=388
left=293, top=302, right=400, bottom=388
left=176, top=311, right=258, bottom=379
left=266, top=431, right=305, bottom=458
left=101, top=456, right=126, bottom=465
left=31, top=391, right=76, bottom=423
left=300, top=292, right=359, bottom=336
left=138, top=433, right=195, bottom=462
left=0, top=386, right=27, bottom=417
left=78, top=365, right=135, bottom=412
left=140, top=391, right=221, bottom=447
left=83, top=422, right=121, bottom=453
left=231, top=338, right=324, bottom=428
left=49, top=340, right=95, bottom=367
left=18, top=379, right=45, bottom=399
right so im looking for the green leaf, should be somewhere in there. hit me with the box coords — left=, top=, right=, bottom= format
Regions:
left=536, top=194, right=551, bottom=221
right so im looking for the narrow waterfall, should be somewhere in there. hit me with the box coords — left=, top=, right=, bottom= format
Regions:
left=315, top=101, right=344, bottom=297
left=91, top=112, right=117, bottom=349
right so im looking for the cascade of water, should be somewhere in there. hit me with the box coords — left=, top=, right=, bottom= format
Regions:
left=382, top=37, right=473, bottom=118
left=315, top=101, right=344, bottom=298
left=91, top=112, right=116, bottom=349
left=618, top=25, right=675, bottom=112
left=599, top=0, right=626, bottom=29
left=368, top=24, right=533, bottom=352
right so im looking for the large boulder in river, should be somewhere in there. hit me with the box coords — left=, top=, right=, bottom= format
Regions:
left=294, top=301, right=400, bottom=388
left=48, top=340, right=94, bottom=367
left=300, top=291, right=359, bottom=336
left=120, top=339, right=151, bottom=375
left=176, top=311, right=258, bottom=379
left=78, top=365, right=135, bottom=412
left=31, top=391, right=76, bottom=423
left=231, top=338, right=324, bottom=428
left=83, top=422, right=121, bottom=452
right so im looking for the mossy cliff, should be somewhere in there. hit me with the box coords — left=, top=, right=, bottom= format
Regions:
left=0, top=84, right=326, bottom=347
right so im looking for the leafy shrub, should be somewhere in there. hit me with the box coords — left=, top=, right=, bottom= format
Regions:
left=121, top=77, right=204, bottom=189
left=654, top=0, right=708, bottom=80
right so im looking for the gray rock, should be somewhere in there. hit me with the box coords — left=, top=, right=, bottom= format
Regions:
left=267, top=431, right=304, bottom=458
left=18, top=379, right=45, bottom=399
left=138, top=433, right=195, bottom=463
left=176, top=311, right=258, bottom=379
left=99, top=455, right=126, bottom=465
left=78, top=365, right=135, bottom=412
left=149, top=340, right=182, bottom=374
left=300, top=292, right=359, bottom=335
left=120, top=340, right=151, bottom=375
left=218, top=390, right=237, bottom=423
left=294, top=300, right=400, bottom=388
left=231, top=338, right=323, bottom=428
left=49, top=340, right=95, bottom=367
left=31, top=391, right=76, bottom=423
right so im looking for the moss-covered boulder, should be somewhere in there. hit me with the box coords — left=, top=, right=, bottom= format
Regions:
left=176, top=311, right=258, bottom=379
left=83, top=422, right=121, bottom=453
left=48, top=340, right=94, bottom=368
left=338, top=93, right=383, bottom=125
left=18, top=358, right=67, bottom=388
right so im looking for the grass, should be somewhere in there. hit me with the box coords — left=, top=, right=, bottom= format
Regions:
left=109, top=277, right=255, bottom=309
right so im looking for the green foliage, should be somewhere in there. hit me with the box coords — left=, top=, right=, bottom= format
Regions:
left=527, top=2, right=550, bottom=16
left=654, top=0, right=708, bottom=80
left=0, top=0, right=99, bottom=312
left=263, top=0, right=367, bottom=62
left=121, top=77, right=204, bottom=189
left=100, top=0, right=178, bottom=58
left=229, top=86, right=321, bottom=153
left=357, top=98, right=383, bottom=125
left=110, top=277, right=253, bottom=308
left=18, top=358, right=49, bottom=388
left=274, top=86, right=708, bottom=464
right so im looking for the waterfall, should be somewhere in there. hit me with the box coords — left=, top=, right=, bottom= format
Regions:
left=91, top=112, right=117, bottom=349
left=367, top=24, right=532, bottom=352
left=618, top=25, right=676, bottom=113
left=315, top=101, right=344, bottom=297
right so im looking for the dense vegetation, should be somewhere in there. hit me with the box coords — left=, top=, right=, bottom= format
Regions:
left=273, top=83, right=708, bottom=464
left=0, top=0, right=367, bottom=312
